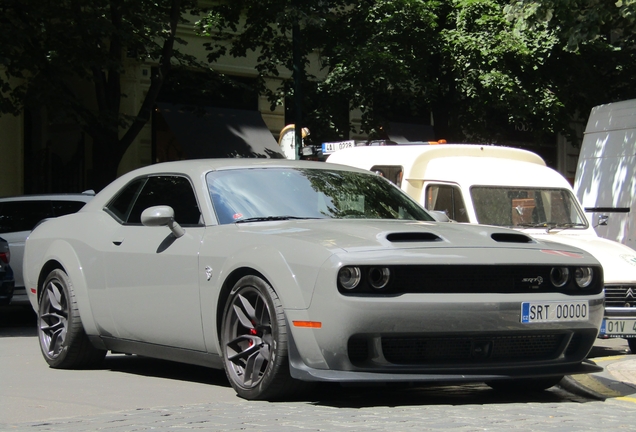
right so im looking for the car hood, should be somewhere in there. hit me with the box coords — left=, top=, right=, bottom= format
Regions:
left=236, top=219, right=581, bottom=254
left=528, top=232, right=636, bottom=283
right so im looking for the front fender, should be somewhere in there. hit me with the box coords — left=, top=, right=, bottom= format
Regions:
left=200, top=242, right=333, bottom=355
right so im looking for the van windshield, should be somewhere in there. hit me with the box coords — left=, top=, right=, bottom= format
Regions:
left=470, top=187, right=588, bottom=229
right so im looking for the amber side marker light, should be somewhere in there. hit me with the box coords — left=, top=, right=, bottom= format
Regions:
left=293, top=321, right=322, bottom=328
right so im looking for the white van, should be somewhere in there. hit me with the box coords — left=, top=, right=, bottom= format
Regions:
left=327, top=143, right=636, bottom=350
left=574, top=98, right=636, bottom=251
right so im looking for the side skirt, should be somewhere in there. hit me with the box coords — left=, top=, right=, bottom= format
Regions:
left=89, top=335, right=224, bottom=369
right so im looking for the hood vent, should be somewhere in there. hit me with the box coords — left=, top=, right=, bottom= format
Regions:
left=386, top=232, right=442, bottom=242
left=491, top=233, right=534, bottom=243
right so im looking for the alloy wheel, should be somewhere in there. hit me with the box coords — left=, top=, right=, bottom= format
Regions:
left=223, top=286, right=274, bottom=389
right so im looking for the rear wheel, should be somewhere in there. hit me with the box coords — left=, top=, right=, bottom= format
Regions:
left=221, top=275, right=305, bottom=400
left=38, top=269, right=106, bottom=368
left=628, top=338, right=636, bottom=354
left=486, top=376, right=564, bottom=392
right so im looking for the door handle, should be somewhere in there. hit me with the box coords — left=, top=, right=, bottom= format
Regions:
left=112, top=237, right=124, bottom=246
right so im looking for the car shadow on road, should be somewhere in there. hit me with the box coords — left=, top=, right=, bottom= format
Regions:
left=304, top=381, right=592, bottom=408
left=101, top=354, right=231, bottom=388
left=0, top=305, right=37, bottom=337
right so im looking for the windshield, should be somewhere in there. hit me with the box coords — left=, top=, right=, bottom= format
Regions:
left=206, top=168, right=434, bottom=224
left=470, top=187, right=588, bottom=229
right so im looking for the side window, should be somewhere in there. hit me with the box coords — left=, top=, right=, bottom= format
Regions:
left=105, top=178, right=147, bottom=223
left=425, top=184, right=469, bottom=222
left=370, top=165, right=404, bottom=187
left=52, top=200, right=88, bottom=217
left=127, top=176, right=202, bottom=226
left=0, top=201, right=54, bottom=233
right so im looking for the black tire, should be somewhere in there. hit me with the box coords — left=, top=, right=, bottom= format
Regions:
left=628, top=338, right=636, bottom=354
left=221, top=275, right=305, bottom=400
left=486, top=375, right=564, bottom=392
left=38, top=269, right=106, bottom=368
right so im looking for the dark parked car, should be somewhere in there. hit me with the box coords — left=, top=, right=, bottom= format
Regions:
left=0, top=237, right=14, bottom=305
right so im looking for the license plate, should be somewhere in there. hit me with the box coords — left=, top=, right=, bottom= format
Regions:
left=322, top=140, right=355, bottom=154
left=599, top=319, right=636, bottom=336
left=521, top=301, right=589, bottom=323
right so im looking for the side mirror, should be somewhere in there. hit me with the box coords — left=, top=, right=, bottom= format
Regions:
left=141, top=206, right=185, bottom=238
left=428, top=210, right=453, bottom=223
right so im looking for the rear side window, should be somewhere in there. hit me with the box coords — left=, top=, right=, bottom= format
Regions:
left=52, top=200, right=88, bottom=217
left=0, top=199, right=89, bottom=234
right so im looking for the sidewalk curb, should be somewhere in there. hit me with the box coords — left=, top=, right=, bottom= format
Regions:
left=559, top=355, right=636, bottom=400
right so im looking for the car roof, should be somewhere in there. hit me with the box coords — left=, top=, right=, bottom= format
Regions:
left=85, top=158, right=377, bottom=210
left=326, top=144, right=571, bottom=189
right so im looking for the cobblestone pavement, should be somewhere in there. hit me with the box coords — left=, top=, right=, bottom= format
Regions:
left=2, top=308, right=636, bottom=431
left=3, top=380, right=636, bottom=431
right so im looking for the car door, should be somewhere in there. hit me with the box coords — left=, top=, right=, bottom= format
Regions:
left=102, top=175, right=206, bottom=351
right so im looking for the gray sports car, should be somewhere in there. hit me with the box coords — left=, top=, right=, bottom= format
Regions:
left=23, top=159, right=604, bottom=400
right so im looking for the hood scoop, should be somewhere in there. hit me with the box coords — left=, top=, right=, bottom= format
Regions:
left=386, top=232, right=442, bottom=243
left=491, top=233, right=535, bottom=243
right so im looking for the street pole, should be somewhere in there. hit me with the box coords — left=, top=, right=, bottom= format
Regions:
left=292, top=12, right=302, bottom=160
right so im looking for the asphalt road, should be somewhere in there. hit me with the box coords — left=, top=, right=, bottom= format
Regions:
left=2, top=305, right=636, bottom=431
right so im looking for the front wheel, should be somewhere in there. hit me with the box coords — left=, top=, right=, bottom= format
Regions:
left=486, top=376, right=564, bottom=392
left=38, top=269, right=106, bottom=368
left=221, top=275, right=305, bottom=400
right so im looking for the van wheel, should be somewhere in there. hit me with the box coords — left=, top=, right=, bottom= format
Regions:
left=38, top=269, right=106, bottom=368
left=628, top=338, right=636, bottom=354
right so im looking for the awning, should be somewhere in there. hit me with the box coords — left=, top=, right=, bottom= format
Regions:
left=157, top=103, right=284, bottom=159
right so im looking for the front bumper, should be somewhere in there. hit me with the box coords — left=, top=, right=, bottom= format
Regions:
left=285, top=290, right=604, bottom=383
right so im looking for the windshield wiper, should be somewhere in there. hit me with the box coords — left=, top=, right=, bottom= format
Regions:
left=516, top=222, right=587, bottom=231
left=546, top=222, right=587, bottom=232
left=235, top=216, right=322, bottom=224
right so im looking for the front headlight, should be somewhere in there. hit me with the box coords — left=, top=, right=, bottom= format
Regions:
left=338, top=266, right=361, bottom=290
left=368, top=267, right=391, bottom=289
left=574, top=267, right=594, bottom=288
left=550, top=267, right=569, bottom=288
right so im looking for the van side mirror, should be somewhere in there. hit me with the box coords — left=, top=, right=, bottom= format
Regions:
left=429, top=210, right=453, bottom=223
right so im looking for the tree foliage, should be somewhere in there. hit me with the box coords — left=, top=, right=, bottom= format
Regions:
left=199, top=0, right=636, bottom=146
left=2, top=0, right=634, bottom=191
left=0, top=0, right=202, bottom=190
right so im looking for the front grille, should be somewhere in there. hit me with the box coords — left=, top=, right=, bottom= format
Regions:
left=605, top=285, right=636, bottom=308
left=388, top=265, right=603, bottom=295
left=381, top=334, right=563, bottom=364
left=346, top=333, right=589, bottom=365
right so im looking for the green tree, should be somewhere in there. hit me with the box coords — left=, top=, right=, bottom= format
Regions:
left=504, top=0, right=636, bottom=123
left=199, top=0, right=635, bottom=146
left=0, top=0, right=203, bottom=191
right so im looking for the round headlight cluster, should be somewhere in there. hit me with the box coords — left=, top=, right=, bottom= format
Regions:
left=338, top=266, right=392, bottom=292
left=368, top=267, right=391, bottom=289
left=575, top=267, right=594, bottom=288
left=338, top=266, right=361, bottom=290
left=549, top=266, right=595, bottom=289
left=550, top=267, right=570, bottom=287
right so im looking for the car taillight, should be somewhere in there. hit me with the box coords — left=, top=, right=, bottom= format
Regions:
left=0, top=251, right=9, bottom=264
